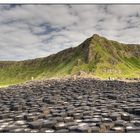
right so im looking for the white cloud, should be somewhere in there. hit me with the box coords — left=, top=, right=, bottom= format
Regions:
left=0, top=4, right=140, bottom=60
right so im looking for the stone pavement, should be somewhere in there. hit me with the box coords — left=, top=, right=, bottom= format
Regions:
left=0, top=78, right=140, bottom=133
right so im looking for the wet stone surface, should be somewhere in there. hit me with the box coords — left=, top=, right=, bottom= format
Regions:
left=0, top=78, right=140, bottom=133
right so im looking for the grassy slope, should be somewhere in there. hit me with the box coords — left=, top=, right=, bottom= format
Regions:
left=89, top=35, right=140, bottom=78
left=0, top=37, right=91, bottom=86
left=0, top=34, right=140, bottom=86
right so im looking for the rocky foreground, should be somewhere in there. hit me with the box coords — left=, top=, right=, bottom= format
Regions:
left=0, top=78, right=140, bottom=133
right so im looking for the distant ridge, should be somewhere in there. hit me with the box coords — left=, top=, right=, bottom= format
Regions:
left=0, top=34, right=140, bottom=86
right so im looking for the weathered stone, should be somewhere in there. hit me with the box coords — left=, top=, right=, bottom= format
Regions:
left=82, top=115, right=93, bottom=119
left=45, top=129, right=55, bottom=133
left=59, top=112, right=67, bottom=117
left=125, top=126, right=140, bottom=133
left=123, top=107, right=134, bottom=113
left=121, top=113, right=131, bottom=121
left=24, top=114, right=38, bottom=122
left=67, top=111, right=75, bottom=116
left=14, top=115, right=24, bottom=121
left=68, top=125, right=78, bottom=132
left=73, top=113, right=82, bottom=119
left=102, top=118, right=112, bottom=123
left=10, top=128, right=24, bottom=132
left=114, top=120, right=127, bottom=127
left=93, top=115, right=101, bottom=118
left=43, top=120, right=57, bottom=128
left=55, top=129, right=69, bottom=133
left=89, top=123, right=97, bottom=127
left=74, top=119, right=83, bottom=123
left=134, top=109, right=140, bottom=115
left=65, top=122, right=76, bottom=127
left=91, top=118, right=101, bottom=123
left=111, top=126, right=125, bottom=132
left=110, top=113, right=119, bottom=121
left=83, top=111, right=92, bottom=116
left=1, top=127, right=10, bottom=132
left=91, top=126, right=100, bottom=132
left=76, top=123, right=91, bottom=132
left=53, top=117, right=63, bottom=122
left=64, top=117, right=73, bottom=123
left=0, top=122, right=10, bottom=128
left=42, top=97, right=55, bottom=104
left=30, top=129, right=39, bottom=133
left=23, top=128, right=31, bottom=132
left=28, top=120, right=43, bottom=129
left=131, top=120, right=140, bottom=127
left=5, top=124, right=17, bottom=129
left=54, top=122, right=67, bottom=130
left=101, top=113, right=109, bottom=118
left=10, top=105, right=21, bottom=111
left=106, top=94, right=117, bottom=100
left=15, top=120, right=26, bottom=125
left=0, top=114, right=9, bottom=119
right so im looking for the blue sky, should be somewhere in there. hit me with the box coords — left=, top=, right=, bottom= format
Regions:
left=0, top=4, right=140, bottom=60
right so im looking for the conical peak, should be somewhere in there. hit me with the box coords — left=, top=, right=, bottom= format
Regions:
left=80, top=34, right=102, bottom=49
left=91, top=34, right=101, bottom=41
left=92, top=34, right=100, bottom=38
left=91, top=34, right=108, bottom=42
left=91, top=34, right=103, bottom=40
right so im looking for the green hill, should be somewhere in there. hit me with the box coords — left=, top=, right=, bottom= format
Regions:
left=0, top=34, right=140, bottom=86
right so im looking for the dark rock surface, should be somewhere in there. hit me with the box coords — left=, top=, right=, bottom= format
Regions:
left=0, top=78, right=140, bottom=133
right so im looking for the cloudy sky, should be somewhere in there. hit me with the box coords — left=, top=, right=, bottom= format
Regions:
left=0, top=4, right=140, bottom=60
